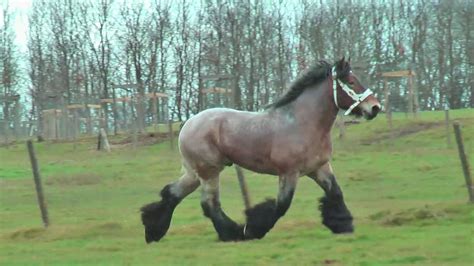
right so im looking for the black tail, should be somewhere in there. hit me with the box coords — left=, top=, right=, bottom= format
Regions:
left=140, top=185, right=180, bottom=243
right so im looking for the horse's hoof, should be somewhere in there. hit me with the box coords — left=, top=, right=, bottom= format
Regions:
left=141, top=201, right=175, bottom=243
left=243, top=199, right=277, bottom=240
left=144, top=226, right=168, bottom=243
left=325, top=221, right=354, bottom=234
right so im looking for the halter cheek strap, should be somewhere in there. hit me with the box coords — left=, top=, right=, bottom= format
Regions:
left=332, top=67, right=374, bottom=115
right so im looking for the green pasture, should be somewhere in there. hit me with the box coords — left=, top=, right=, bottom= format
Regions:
left=1, top=109, right=473, bottom=265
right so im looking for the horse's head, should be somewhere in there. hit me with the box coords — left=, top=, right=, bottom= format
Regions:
left=332, top=57, right=381, bottom=120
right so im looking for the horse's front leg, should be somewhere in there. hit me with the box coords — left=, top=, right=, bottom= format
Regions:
left=308, top=163, right=354, bottom=234
left=243, top=172, right=298, bottom=240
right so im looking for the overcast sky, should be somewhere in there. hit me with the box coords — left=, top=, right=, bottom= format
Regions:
left=2, top=0, right=31, bottom=52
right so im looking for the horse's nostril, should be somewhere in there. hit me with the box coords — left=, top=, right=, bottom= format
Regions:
left=372, top=105, right=381, bottom=114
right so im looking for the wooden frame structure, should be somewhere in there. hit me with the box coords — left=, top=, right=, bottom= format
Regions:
left=0, top=93, right=21, bottom=143
left=41, top=104, right=103, bottom=140
left=101, top=89, right=170, bottom=134
left=382, top=70, right=418, bottom=126
left=200, top=73, right=235, bottom=110
left=201, top=86, right=232, bottom=109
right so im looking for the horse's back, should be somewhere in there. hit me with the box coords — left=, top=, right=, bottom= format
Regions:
left=179, top=108, right=246, bottom=170
left=179, top=108, right=279, bottom=175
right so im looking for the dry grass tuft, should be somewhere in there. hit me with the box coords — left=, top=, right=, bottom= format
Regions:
left=45, top=173, right=102, bottom=186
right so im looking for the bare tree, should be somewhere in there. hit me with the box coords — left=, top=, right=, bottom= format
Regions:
left=24, top=0, right=473, bottom=135
left=79, top=0, right=116, bottom=133
left=0, top=2, right=19, bottom=143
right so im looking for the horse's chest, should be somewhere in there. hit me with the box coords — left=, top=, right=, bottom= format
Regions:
left=302, top=140, right=332, bottom=172
left=304, top=153, right=329, bottom=172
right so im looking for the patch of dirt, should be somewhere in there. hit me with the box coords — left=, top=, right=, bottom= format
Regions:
left=110, top=131, right=178, bottom=147
left=4, top=222, right=126, bottom=242
left=360, top=121, right=440, bottom=145
left=172, top=223, right=207, bottom=235
left=322, top=259, right=341, bottom=265
left=9, top=227, right=46, bottom=240
left=0, top=142, right=14, bottom=148
left=344, top=120, right=361, bottom=125
left=369, top=206, right=448, bottom=226
left=277, top=220, right=316, bottom=231
left=45, top=173, right=102, bottom=186
left=93, top=222, right=123, bottom=231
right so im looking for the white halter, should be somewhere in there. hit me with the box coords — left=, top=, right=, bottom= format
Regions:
left=332, top=67, right=373, bottom=115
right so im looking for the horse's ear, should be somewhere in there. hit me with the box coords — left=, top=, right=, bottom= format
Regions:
left=336, top=56, right=345, bottom=69
left=348, top=57, right=351, bottom=63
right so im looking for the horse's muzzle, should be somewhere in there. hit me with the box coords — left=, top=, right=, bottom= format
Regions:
left=363, top=104, right=381, bottom=120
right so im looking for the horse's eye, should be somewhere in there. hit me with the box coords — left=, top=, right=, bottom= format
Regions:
left=348, top=81, right=355, bottom=85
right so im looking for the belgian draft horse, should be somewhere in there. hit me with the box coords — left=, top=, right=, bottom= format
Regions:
left=141, top=57, right=381, bottom=242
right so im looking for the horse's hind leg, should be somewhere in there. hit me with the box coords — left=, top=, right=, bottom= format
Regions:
left=200, top=171, right=244, bottom=241
left=141, top=166, right=200, bottom=243
left=243, top=173, right=298, bottom=240
left=308, top=163, right=353, bottom=234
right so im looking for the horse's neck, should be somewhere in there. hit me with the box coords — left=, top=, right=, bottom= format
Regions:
left=290, top=82, right=338, bottom=135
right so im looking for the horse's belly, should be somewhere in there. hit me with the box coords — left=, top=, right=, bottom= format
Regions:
left=220, top=139, right=278, bottom=175
left=232, top=155, right=278, bottom=175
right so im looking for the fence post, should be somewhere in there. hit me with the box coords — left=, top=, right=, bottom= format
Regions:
left=152, top=95, right=158, bottom=133
left=407, top=75, right=414, bottom=117
left=27, top=140, right=50, bottom=227
left=168, top=119, right=174, bottom=150
left=97, top=130, right=102, bottom=150
left=383, top=78, right=393, bottom=129
left=131, top=119, right=138, bottom=150
left=444, top=107, right=451, bottom=148
left=338, top=113, right=345, bottom=140
left=235, top=165, right=251, bottom=209
left=99, top=128, right=111, bottom=152
left=453, top=122, right=474, bottom=203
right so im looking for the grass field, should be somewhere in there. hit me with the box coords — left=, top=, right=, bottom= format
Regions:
left=1, top=109, right=473, bottom=265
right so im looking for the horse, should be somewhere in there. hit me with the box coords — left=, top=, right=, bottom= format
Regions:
left=141, top=57, right=381, bottom=243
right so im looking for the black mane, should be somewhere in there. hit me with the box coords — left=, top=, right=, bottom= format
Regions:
left=266, top=60, right=332, bottom=109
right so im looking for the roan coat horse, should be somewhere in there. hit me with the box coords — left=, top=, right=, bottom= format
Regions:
left=141, top=58, right=381, bottom=242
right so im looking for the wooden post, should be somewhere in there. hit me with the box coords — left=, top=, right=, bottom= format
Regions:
left=132, top=119, right=138, bottom=150
left=13, top=99, right=20, bottom=140
left=412, top=73, right=419, bottom=118
left=54, top=110, right=59, bottom=140
left=73, top=109, right=79, bottom=139
left=157, top=98, right=162, bottom=125
left=152, top=95, right=158, bottom=133
left=453, top=122, right=474, bottom=203
left=235, top=165, right=251, bottom=209
left=122, top=100, right=128, bottom=131
left=383, top=78, right=392, bottom=129
left=338, top=113, right=345, bottom=140
left=112, top=89, right=118, bottom=135
left=85, top=104, right=92, bottom=136
left=228, top=76, right=252, bottom=210
left=444, top=107, right=451, bottom=148
left=27, top=140, right=49, bottom=228
left=2, top=114, right=8, bottom=146
left=72, top=110, right=78, bottom=150
left=99, top=128, right=111, bottom=152
left=408, top=74, right=414, bottom=118
left=97, top=130, right=102, bottom=151
left=168, top=119, right=174, bottom=150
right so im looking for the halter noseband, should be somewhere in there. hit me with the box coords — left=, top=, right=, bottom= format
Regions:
left=332, top=67, right=373, bottom=115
